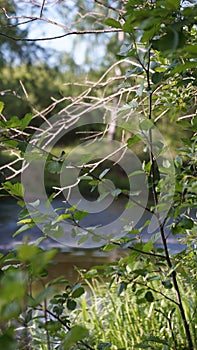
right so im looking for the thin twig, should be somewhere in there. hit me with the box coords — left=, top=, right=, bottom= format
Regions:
left=40, top=0, right=46, bottom=18
left=94, top=0, right=125, bottom=14
left=135, top=281, right=179, bottom=306
left=111, top=240, right=168, bottom=260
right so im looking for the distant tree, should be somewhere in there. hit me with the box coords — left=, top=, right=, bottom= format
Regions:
left=0, top=63, right=86, bottom=119
left=0, top=0, right=45, bottom=65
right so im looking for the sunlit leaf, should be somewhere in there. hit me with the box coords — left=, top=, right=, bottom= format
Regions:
left=3, top=181, right=24, bottom=197
left=127, top=135, right=141, bottom=146
left=74, top=210, right=88, bottom=221
left=0, top=101, right=4, bottom=113
left=143, top=242, right=153, bottom=252
left=20, top=113, right=32, bottom=130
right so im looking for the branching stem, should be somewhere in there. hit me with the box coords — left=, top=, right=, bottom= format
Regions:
left=144, top=41, right=194, bottom=350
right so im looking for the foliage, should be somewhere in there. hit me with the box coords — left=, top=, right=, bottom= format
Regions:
left=0, top=244, right=91, bottom=349
left=74, top=259, right=197, bottom=350
left=0, top=63, right=85, bottom=119
left=0, top=0, right=196, bottom=350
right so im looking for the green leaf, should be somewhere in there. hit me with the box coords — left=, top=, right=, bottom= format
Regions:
left=0, top=270, right=26, bottom=300
left=174, top=155, right=183, bottom=167
left=172, top=217, right=194, bottom=235
left=167, top=263, right=181, bottom=277
left=105, top=18, right=121, bottom=28
left=17, top=218, right=34, bottom=225
left=152, top=72, right=164, bottom=84
left=29, top=287, right=55, bottom=307
left=143, top=241, right=153, bottom=253
left=78, top=153, right=93, bottom=166
left=62, top=325, right=89, bottom=350
left=20, top=113, right=32, bottom=130
left=119, top=43, right=133, bottom=56
left=52, top=213, right=72, bottom=224
left=171, top=61, right=197, bottom=74
left=152, top=29, right=183, bottom=51
left=17, top=244, right=39, bottom=261
left=45, top=223, right=64, bottom=238
left=3, top=181, right=24, bottom=197
left=92, top=235, right=102, bottom=243
left=28, top=199, right=40, bottom=207
left=4, top=116, right=21, bottom=128
left=145, top=291, right=154, bottom=302
left=46, top=161, right=62, bottom=174
left=120, top=101, right=139, bottom=110
left=77, top=234, right=89, bottom=245
left=136, top=80, right=144, bottom=97
left=0, top=114, right=32, bottom=131
left=12, top=223, right=35, bottom=237
left=66, top=299, right=77, bottom=311
left=17, top=141, right=28, bottom=153
left=126, top=67, right=143, bottom=78
left=184, top=44, right=197, bottom=56
left=117, top=281, right=127, bottom=296
left=129, top=170, right=144, bottom=177
left=127, top=135, right=141, bottom=146
left=103, top=243, right=116, bottom=252
left=146, top=336, right=169, bottom=345
left=0, top=333, right=16, bottom=350
left=134, top=335, right=169, bottom=347
left=78, top=175, right=93, bottom=181
left=146, top=275, right=161, bottom=282
left=48, top=277, right=69, bottom=286
left=46, top=192, right=56, bottom=208
left=123, top=20, right=134, bottom=34
left=74, top=210, right=88, bottom=221
left=165, top=0, right=180, bottom=9
left=0, top=101, right=4, bottom=113
left=162, top=280, right=173, bottom=289
left=98, top=343, right=112, bottom=350
left=66, top=205, right=77, bottom=213
left=1, top=140, right=18, bottom=148
left=140, top=119, right=154, bottom=131
left=72, top=286, right=85, bottom=298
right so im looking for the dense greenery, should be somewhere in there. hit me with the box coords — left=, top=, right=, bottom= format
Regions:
left=0, top=0, right=196, bottom=349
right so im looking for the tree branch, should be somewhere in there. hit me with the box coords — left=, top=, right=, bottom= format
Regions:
left=0, top=28, right=122, bottom=42
left=94, top=0, right=126, bottom=14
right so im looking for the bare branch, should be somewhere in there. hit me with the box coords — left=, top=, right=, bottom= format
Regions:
left=0, top=27, right=122, bottom=42
left=0, top=18, right=36, bottom=28
left=40, top=0, right=47, bottom=18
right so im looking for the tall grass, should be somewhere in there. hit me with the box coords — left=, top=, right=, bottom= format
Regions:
left=68, top=274, right=196, bottom=350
